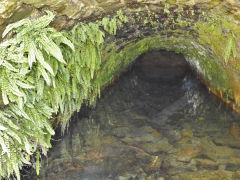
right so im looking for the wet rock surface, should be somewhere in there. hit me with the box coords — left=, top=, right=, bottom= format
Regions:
left=0, top=0, right=239, bottom=24
left=27, top=51, right=240, bottom=179
left=0, top=0, right=239, bottom=39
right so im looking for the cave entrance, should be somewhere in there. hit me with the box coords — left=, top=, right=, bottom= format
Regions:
left=33, top=51, right=240, bottom=180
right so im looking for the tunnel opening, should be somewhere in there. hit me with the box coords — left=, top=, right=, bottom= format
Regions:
left=22, top=50, right=240, bottom=180
left=134, top=50, right=189, bottom=83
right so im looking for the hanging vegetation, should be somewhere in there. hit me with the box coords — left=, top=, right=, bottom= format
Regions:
left=0, top=10, right=128, bottom=179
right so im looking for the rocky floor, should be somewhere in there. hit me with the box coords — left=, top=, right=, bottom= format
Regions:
left=25, top=51, right=240, bottom=180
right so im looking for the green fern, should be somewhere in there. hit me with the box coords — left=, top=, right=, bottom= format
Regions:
left=224, top=33, right=237, bottom=64
left=0, top=9, right=128, bottom=179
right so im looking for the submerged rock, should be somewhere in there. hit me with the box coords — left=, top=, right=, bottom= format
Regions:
left=36, top=60, right=240, bottom=179
left=171, top=170, right=240, bottom=180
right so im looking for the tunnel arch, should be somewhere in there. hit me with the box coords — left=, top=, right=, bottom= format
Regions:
left=85, top=2, right=238, bottom=111
left=99, top=32, right=232, bottom=111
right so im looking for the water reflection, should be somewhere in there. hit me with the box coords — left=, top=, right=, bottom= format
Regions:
left=38, top=51, right=240, bottom=180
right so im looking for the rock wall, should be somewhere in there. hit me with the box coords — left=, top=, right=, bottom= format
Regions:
left=1, top=0, right=239, bottom=33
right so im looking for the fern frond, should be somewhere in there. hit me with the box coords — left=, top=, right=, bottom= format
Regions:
left=39, top=34, right=66, bottom=64
left=2, top=19, right=31, bottom=38
left=0, top=9, right=128, bottom=179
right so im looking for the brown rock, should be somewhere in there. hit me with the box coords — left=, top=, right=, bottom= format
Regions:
left=178, top=129, right=194, bottom=144
left=177, top=145, right=201, bottom=162
left=171, top=169, right=240, bottom=180
left=195, top=158, right=218, bottom=169
left=230, top=122, right=240, bottom=140
left=143, top=126, right=163, bottom=138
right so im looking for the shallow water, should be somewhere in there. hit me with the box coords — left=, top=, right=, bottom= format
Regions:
left=30, top=51, right=240, bottom=180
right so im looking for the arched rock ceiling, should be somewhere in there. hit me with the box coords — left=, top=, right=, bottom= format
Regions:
left=0, top=0, right=240, bottom=110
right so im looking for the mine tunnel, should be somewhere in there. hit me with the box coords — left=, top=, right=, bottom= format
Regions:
left=0, top=1, right=239, bottom=180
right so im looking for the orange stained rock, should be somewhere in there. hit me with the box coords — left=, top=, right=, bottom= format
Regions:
left=179, top=146, right=201, bottom=158
left=152, top=130, right=162, bottom=138
left=198, top=75, right=240, bottom=113
left=143, top=126, right=162, bottom=138
left=232, top=82, right=240, bottom=107
left=230, top=123, right=240, bottom=140
left=227, top=59, right=240, bottom=105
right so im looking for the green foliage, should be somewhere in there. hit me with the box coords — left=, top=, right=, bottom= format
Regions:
left=195, top=14, right=240, bottom=64
left=36, top=148, right=40, bottom=176
left=224, top=33, right=238, bottom=64
left=164, top=3, right=170, bottom=14
left=0, top=10, right=128, bottom=179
